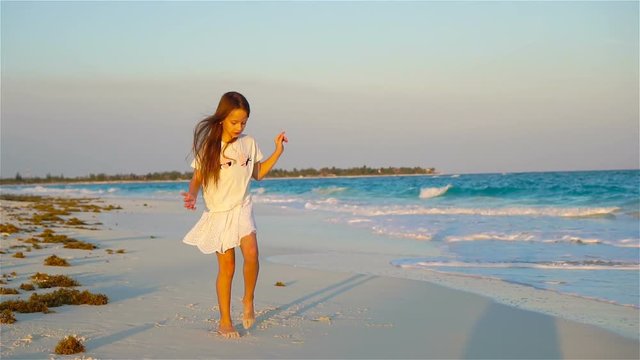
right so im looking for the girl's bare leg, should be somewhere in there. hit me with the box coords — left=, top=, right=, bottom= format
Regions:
left=240, top=232, right=259, bottom=329
left=216, top=248, right=239, bottom=338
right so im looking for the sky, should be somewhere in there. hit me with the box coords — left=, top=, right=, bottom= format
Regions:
left=1, top=1, right=638, bottom=178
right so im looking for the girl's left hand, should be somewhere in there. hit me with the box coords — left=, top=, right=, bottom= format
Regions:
left=181, top=191, right=197, bottom=210
left=275, top=131, right=288, bottom=152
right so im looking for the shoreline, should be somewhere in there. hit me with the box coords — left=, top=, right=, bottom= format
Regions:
left=2, top=168, right=637, bottom=187
left=1, top=196, right=637, bottom=358
left=266, top=252, right=640, bottom=339
left=252, top=202, right=639, bottom=340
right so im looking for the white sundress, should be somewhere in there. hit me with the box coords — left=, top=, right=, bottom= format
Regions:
left=182, top=196, right=256, bottom=254
left=182, top=136, right=263, bottom=254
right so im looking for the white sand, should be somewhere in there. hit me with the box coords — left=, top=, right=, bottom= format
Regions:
left=1, top=198, right=638, bottom=359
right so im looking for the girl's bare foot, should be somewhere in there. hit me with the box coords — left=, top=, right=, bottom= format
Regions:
left=242, top=299, right=255, bottom=330
left=217, top=322, right=240, bottom=339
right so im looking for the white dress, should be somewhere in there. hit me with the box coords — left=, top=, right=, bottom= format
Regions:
left=183, top=135, right=263, bottom=254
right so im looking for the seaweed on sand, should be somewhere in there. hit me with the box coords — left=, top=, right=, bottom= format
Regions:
left=0, top=309, right=16, bottom=324
left=44, top=255, right=70, bottom=267
left=30, top=272, right=79, bottom=288
left=55, top=335, right=85, bottom=355
left=0, top=288, right=109, bottom=314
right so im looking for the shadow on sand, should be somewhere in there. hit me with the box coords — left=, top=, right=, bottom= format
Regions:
left=254, top=273, right=376, bottom=328
left=87, top=323, right=155, bottom=351
left=463, top=302, right=561, bottom=359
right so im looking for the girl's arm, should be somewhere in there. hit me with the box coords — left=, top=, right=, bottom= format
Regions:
left=181, top=169, right=202, bottom=210
left=253, top=132, right=287, bottom=181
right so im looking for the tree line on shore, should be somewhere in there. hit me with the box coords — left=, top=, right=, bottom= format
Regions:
left=1, top=166, right=437, bottom=185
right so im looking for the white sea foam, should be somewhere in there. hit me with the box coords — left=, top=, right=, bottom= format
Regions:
left=333, top=215, right=433, bottom=241
left=253, top=195, right=300, bottom=204
left=544, top=281, right=568, bottom=285
left=445, top=233, right=638, bottom=248
left=549, top=236, right=640, bottom=248
left=252, top=187, right=266, bottom=195
left=395, top=260, right=640, bottom=271
left=370, top=224, right=433, bottom=241
left=3, top=186, right=106, bottom=197
left=312, top=186, right=348, bottom=195
left=419, top=185, right=452, bottom=199
left=617, top=239, right=640, bottom=248
left=541, top=235, right=609, bottom=246
left=446, top=232, right=535, bottom=243
left=557, top=235, right=602, bottom=245
left=302, top=201, right=619, bottom=218
left=347, top=218, right=373, bottom=224
left=317, top=197, right=339, bottom=205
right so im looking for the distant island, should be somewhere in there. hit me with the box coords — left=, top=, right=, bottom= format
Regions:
left=268, top=166, right=437, bottom=178
left=0, top=166, right=437, bottom=185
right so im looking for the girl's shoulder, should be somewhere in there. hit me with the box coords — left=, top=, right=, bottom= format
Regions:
left=239, top=134, right=258, bottom=145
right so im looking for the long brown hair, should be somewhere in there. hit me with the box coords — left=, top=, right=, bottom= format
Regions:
left=192, top=91, right=250, bottom=188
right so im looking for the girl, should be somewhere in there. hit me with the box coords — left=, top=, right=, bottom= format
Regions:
left=181, top=91, right=287, bottom=338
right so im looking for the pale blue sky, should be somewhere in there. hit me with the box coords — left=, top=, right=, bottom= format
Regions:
left=2, top=1, right=638, bottom=177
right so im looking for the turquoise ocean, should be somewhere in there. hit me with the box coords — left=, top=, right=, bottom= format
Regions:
left=3, top=170, right=639, bottom=307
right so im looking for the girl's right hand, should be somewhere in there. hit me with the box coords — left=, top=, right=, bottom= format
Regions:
left=274, top=131, right=288, bottom=153
left=181, top=191, right=197, bottom=210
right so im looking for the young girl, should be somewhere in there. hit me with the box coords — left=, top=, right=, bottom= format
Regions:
left=181, top=91, right=287, bottom=338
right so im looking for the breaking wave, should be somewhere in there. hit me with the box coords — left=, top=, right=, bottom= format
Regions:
left=419, top=185, right=452, bottom=199
left=1, top=185, right=118, bottom=197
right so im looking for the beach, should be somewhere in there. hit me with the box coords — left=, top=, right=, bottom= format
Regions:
left=1, top=194, right=638, bottom=359
left=3, top=0, right=638, bottom=356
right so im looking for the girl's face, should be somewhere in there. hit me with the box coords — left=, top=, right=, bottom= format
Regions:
left=221, top=109, right=248, bottom=142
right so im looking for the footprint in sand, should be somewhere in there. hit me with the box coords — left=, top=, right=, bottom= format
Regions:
left=312, top=316, right=332, bottom=324
left=366, top=322, right=394, bottom=328
left=155, top=319, right=169, bottom=327
left=11, top=335, right=33, bottom=348
left=274, top=333, right=302, bottom=343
